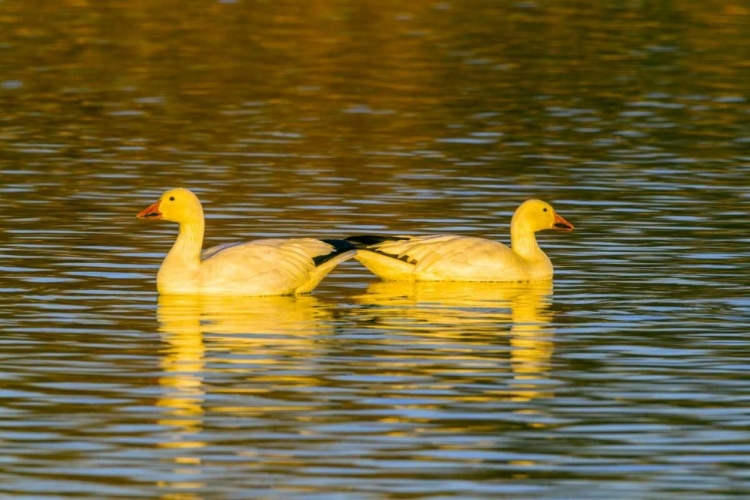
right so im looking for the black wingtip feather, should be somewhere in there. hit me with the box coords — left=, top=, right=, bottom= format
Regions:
left=313, top=239, right=358, bottom=267
left=345, top=235, right=404, bottom=248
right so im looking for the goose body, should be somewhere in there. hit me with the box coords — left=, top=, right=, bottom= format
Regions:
left=347, top=199, right=573, bottom=282
left=137, top=188, right=355, bottom=296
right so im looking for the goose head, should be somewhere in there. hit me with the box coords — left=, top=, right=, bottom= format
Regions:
left=137, top=188, right=204, bottom=224
left=512, top=199, right=574, bottom=232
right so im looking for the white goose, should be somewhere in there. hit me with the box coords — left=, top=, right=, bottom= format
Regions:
left=137, top=188, right=356, bottom=296
left=347, top=199, right=573, bottom=282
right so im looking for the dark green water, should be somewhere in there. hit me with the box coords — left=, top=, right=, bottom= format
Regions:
left=1, top=1, right=749, bottom=498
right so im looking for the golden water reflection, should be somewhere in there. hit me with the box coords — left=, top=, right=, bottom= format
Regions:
left=155, top=294, right=332, bottom=494
left=355, top=281, right=556, bottom=401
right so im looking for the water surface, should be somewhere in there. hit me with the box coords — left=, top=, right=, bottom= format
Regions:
left=1, top=1, right=749, bottom=498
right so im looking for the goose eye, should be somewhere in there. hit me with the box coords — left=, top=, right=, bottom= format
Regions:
left=169, top=196, right=175, bottom=201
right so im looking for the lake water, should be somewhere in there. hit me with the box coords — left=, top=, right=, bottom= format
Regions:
left=1, top=1, right=749, bottom=498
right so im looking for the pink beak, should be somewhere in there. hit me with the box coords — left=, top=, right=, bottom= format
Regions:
left=137, top=200, right=163, bottom=220
left=553, top=212, right=574, bottom=230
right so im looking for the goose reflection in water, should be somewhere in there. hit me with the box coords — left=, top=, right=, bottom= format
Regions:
left=354, top=280, right=556, bottom=402
left=154, top=294, right=332, bottom=462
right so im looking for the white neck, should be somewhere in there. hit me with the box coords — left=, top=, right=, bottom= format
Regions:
left=170, top=219, right=204, bottom=264
left=157, top=218, right=204, bottom=291
left=510, top=216, right=545, bottom=261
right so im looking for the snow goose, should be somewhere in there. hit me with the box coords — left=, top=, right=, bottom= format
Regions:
left=347, top=199, right=573, bottom=282
left=137, top=188, right=356, bottom=295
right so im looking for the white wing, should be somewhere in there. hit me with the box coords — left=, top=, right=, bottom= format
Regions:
left=200, top=238, right=351, bottom=294
left=380, top=235, right=514, bottom=279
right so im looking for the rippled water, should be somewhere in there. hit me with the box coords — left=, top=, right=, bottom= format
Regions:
left=1, top=1, right=750, bottom=499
